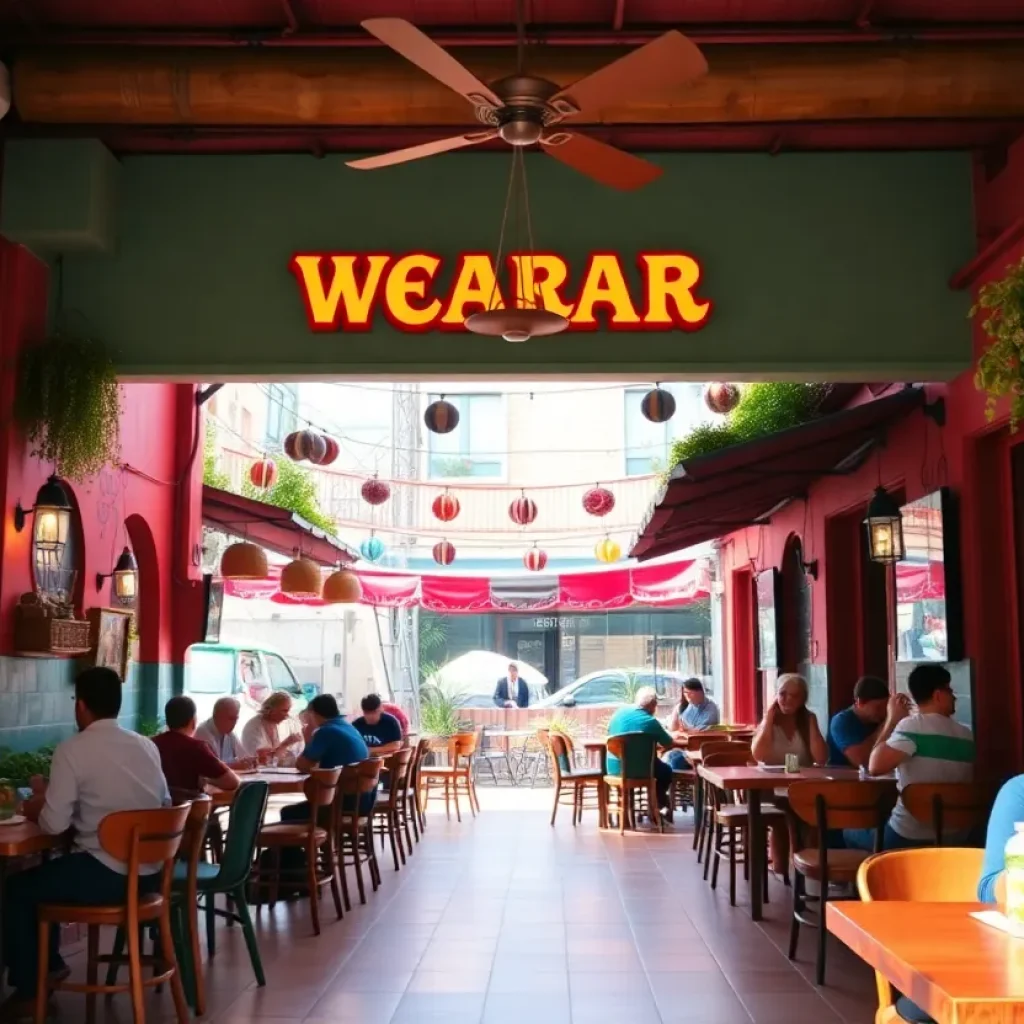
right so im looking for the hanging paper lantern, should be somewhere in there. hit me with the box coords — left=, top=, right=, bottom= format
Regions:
left=424, top=398, right=460, bottom=435
left=640, top=387, right=676, bottom=424
left=220, top=541, right=268, bottom=580
left=509, top=495, right=538, bottom=526
left=704, top=382, right=741, bottom=416
left=360, top=535, right=385, bottom=563
left=433, top=540, right=456, bottom=566
left=432, top=492, right=460, bottom=523
left=594, top=537, right=622, bottom=564
left=280, top=556, right=321, bottom=596
left=582, top=485, right=615, bottom=518
left=249, top=458, right=277, bottom=490
left=523, top=547, right=548, bottom=572
left=361, top=477, right=391, bottom=506
left=309, top=435, right=339, bottom=466
left=323, top=569, right=362, bottom=604
left=284, top=429, right=320, bottom=462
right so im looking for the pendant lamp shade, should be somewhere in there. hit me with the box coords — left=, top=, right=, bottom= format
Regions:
left=864, top=486, right=905, bottom=564
left=323, top=568, right=363, bottom=604
left=280, top=556, right=322, bottom=597
left=220, top=541, right=268, bottom=580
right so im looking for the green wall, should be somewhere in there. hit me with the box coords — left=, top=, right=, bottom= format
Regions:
left=41, top=150, right=974, bottom=379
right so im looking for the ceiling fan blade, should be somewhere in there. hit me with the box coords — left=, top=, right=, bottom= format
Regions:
left=543, top=132, right=662, bottom=191
left=346, top=131, right=498, bottom=170
left=361, top=18, right=502, bottom=108
left=550, top=31, right=707, bottom=117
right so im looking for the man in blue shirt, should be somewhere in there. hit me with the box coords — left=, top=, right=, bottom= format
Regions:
left=826, top=675, right=889, bottom=767
left=664, top=678, right=719, bottom=771
left=351, top=694, right=403, bottom=755
left=979, top=774, right=1024, bottom=903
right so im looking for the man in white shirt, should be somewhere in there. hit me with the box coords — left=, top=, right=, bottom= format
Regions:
left=2, top=668, right=170, bottom=1018
left=195, top=697, right=254, bottom=768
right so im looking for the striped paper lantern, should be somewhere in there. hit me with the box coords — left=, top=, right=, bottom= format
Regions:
left=283, top=429, right=321, bottom=462
left=431, top=492, right=461, bottom=522
left=249, top=458, right=277, bottom=490
left=594, top=537, right=622, bottom=564
left=360, top=535, right=385, bottom=563
left=310, top=435, right=339, bottom=466
left=582, top=485, right=615, bottom=517
left=509, top=495, right=538, bottom=526
left=432, top=540, right=457, bottom=566
left=704, top=382, right=741, bottom=415
left=424, top=398, right=460, bottom=435
left=523, top=547, right=548, bottom=572
left=361, top=477, right=391, bottom=506
left=640, top=387, right=676, bottom=424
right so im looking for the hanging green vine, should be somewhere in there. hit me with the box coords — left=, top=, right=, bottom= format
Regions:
left=972, top=256, right=1024, bottom=431
left=14, top=334, right=121, bottom=481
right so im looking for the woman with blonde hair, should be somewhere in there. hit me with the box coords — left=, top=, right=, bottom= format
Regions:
left=241, top=691, right=304, bottom=764
left=751, top=672, right=828, bottom=767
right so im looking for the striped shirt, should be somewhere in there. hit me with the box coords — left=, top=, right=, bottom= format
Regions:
left=887, top=712, right=975, bottom=840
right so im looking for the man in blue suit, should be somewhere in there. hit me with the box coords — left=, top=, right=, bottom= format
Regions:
left=493, top=663, right=530, bottom=709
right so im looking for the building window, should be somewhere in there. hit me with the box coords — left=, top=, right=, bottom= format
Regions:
left=427, top=394, right=505, bottom=479
left=266, top=384, right=298, bottom=447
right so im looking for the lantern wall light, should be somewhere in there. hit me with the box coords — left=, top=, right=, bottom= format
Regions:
left=96, top=546, right=139, bottom=601
left=865, top=485, right=905, bottom=564
left=14, top=475, right=72, bottom=544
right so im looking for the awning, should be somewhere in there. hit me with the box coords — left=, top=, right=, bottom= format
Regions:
left=202, top=485, right=356, bottom=567
left=897, top=560, right=945, bottom=603
left=631, top=387, right=927, bottom=560
left=222, top=557, right=710, bottom=612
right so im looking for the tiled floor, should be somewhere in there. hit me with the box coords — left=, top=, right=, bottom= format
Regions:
left=53, top=788, right=879, bottom=1023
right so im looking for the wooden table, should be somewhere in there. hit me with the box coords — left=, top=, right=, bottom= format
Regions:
left=697, top=764, right=876, bottom=921
left=827, top=901, right=1024, bottom=1023
left=208, top=768, right=308, bottom=806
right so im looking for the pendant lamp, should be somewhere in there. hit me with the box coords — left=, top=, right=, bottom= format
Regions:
left=865, top=486, right=905, bottom=564
left=280, top=555, right=322, bottom=597
left=323, top=568, right=362, bottom=604
left=220, top=541, right=268, bottom=580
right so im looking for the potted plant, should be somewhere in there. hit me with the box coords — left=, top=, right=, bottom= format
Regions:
left=14, top=334, right=121, bottom=481
left=972, top=256, right=1024, bottom=430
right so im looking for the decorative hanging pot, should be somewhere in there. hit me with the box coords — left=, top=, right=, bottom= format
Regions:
left=432, top=491, right=461, bottom=522
left=280, top=555, right=322, bottom=597
left=220, top=541, right=268, bottom=580
left=523, top=546, right=548, bottom=572
left=360, top=535, right=385, bottom=563
left=509, top=494, right=538, bottom=526
left=640, top=386, right=676, bottom=423
left=284, top=429, right=320, bottom=462
left=594, top=537, right=622, bottom=564
left=704, top=382, right=741, bottom=416
left=582, top=485, right=615, bottom=518
left=433, top=540, right=457, bottom=566
left=249, top=458, right=277, bottom=490
left=424, top=398, right=460, bottom=435
left=322, top=568, right=362, bottom=604
left=361, top=476, right=391, bottom=506
left=309, top=435, right=339, bottom=466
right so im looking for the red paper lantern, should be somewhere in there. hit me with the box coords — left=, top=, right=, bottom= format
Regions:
left=249, top=458, right=277, bottom=490
left=424, top=398, right=460, bottom=435
left=704, top=382, right=741, bottom=415
left=284, top=429, right=320, bottom=462
left=433, top=540, right=456, bottom=566
left=509, top=495, right=538, bottom=526
left=310, top=435, right=339, bottom=466
left=582, top=485, right=615, bottom=518
left=432, top=492, right=460, bottom=522
left=523, top=547, right=548, bottom=572
left=361, top=477, right=391, bottom=506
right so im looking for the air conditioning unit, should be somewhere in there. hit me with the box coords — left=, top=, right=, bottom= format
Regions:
left=0, top=63, right=9, bottom=122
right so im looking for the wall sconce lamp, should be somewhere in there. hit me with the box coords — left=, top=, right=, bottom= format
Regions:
left=96, top=546, right=138, bottom=601
left=14, top=475, right=72, bottom=554
left=865, top=485, right=905, bottom=564
left=802, top=559, right=819, bottom=580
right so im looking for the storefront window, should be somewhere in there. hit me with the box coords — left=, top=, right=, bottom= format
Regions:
left=427, top=393, right=506, bottom=479
left=896, top=491, right=948, bottom=662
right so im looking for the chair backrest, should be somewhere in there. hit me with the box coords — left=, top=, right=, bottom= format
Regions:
left=452, top=731, right=477, bottom=764
left=788, top=780, right=896, bottom=833
left=900, top=782, right=996, bottom=844
left=337, top=757, right=384, bottom=801
left=702, top=749, right=755, bottom=768
left=98, top=803, right=193, bottom=895
left=689, top=732, right=738, bottom=751
left=547, top=732, right=574, bottom=780
left=699, top=741, right=748, bottom=761
left=178, top=794, right=212, bottom=888
left=605, top=732, right=657, bottom=781
left=858, top=847, right=985, bottom=902
left=304, top=766, right=343, bottom=811
left=217, top=780, right=270, bottom=888
left=383, top=747, right=414, bottom=806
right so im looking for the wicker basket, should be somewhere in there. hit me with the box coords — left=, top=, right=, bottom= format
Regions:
left=13, top=610, right=92, bottom=656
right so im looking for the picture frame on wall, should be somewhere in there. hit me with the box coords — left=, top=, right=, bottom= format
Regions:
left=203, top=573, right=224, bottom=643
left=87, top=607, right=133, bottom=681
left=755, top=568, right=781, bottom=670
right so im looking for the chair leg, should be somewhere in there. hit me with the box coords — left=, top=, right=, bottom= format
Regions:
left=352, top=826, right=367, bottom=905
left=157, top=906, right=191, bottom=1024
left=329, top=844, right=345, bottom=921
left=388, top=814, right=401, bottom=871
left=728, top=829, right=737, bottom=907
left=704, top=823, right=715, bottom=882
left=550, top=781, right=561, bottom=826
left=34, top=921, right=49, bottom=1024
left=710, top=827, right=722, bottom=889
left=402, top=801, right=415, bottom=851
left=205, top=889, right=217, bottom=958
left=307, top=846, right=322, bottom=936
left=125, top=914, right=147, bottom=1024
left=338, top=835, right=352, bottom=911
left=816, top=886, right=829, bottom=986
left=788, top=873, right=803, bottom=961
left=184, top=895, right=205, bottom=1016
left=444, top=778, right=452, bottom=820
left=367, top=824, right=382, bottom=889
left=452, top=778, right=461, bottom=822
left=227, top=887, right=266, bottom=987
left=598, top=782, right=608, bottom=829
left=105, top=926, right=126, bottom=989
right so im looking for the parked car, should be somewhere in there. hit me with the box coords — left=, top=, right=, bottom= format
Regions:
left=533, top=668, right=693, bottom=710
left=184, top=641, right=315, bottom=727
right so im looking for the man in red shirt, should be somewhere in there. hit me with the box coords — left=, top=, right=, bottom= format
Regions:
left=153, top=696, right=240, bottom=796
left=380, top=701, right=410, bottom=737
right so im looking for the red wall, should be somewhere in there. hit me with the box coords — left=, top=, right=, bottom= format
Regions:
left=0, top=238, right=205, bottom=667
left=720, top=142, right=1024, bottom=779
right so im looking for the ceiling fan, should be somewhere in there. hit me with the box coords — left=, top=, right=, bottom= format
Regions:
left=345, top=7, right=707, bottom=191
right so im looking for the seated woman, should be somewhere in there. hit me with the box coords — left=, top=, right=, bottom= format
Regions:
left=979, top=774, right=1024, bottom=903
left=241, top=691, right=304, bottom=765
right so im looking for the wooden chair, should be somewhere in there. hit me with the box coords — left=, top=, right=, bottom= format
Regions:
left=604, top=733, right=662, bottom=834
left=900, top=782, right=995, bottom=846
left=410, top=736, right=430, bottom=835
left=695, top=747, right=753, bottom=864
left=787, top=780, right=896, bottom=986
left=38, top=803, right=193, bottom=1024
left=373, top=747, right=414, bottom=871
left=546, top=731, right=604, bottom=827
left=253, top=767, right=343, bottom=936
left=858, top=847, right=984, bottom=1024
left=336, top=758, right=383, bottom=907
left=421, top=732, right=479, bottom=821
left=399, top=738, right=430, bottom=847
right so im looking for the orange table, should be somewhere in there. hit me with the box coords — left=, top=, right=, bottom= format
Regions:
left=827, top=901, right=1024, bottom=1023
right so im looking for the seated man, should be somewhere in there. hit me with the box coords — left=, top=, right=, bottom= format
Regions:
left=380, top=700, right=410, bottom=738
left=978, top=774, right=1024, bottom=903
left=2, top=668, right=170, bottom=1019
left=606, top=686, right=683, bottom=813
left=351, top=694, right=404, bottom=756
left=848, top=664, right=975, bottom=851
left=826, top=674, right=890, bottom=767
left=664, top=678, right=719, bottom=770
left=153, top=695, right=239, bottom=795
left=195, top=697, right=254, bottom=769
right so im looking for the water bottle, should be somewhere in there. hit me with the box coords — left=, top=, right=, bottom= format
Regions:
left=1005, top=823, right=1024, bottom=926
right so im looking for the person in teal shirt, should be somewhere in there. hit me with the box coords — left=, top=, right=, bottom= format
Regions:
left=606, top=687, right=681, bottom=812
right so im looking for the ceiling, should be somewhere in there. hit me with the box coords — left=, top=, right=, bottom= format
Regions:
left=3, top=1, right=1024, bottom=156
